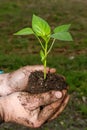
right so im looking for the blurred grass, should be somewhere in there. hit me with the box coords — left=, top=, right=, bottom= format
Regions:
left=0, top=1, right=87, bottom=129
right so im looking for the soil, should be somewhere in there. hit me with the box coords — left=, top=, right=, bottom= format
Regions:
left=0, top=0, right=87, bottom=130
left=27, top=71, right=68, bottom=94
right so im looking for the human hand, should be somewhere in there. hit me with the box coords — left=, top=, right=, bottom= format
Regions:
left=0, top=90, right=69, bottom=128
left=0, top=65, right=55, bottom=96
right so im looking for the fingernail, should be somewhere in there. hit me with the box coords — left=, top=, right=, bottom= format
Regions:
left=50, top=68, right=56, bottom=73
left=55, top=91, right=62, bottom=99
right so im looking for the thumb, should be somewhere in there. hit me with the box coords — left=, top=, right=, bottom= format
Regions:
left=18, top=91, right=63, bottom=111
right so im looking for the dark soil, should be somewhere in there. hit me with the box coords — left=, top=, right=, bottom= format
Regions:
left=27, top=71, right=68, bottom=94
left=0, top=0, right=87, bottom=130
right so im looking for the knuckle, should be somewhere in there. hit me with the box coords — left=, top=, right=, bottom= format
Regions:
left=33, top=122, right=42, bottom=128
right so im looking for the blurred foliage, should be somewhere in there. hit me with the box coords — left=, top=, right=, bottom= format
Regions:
left=0, top=0, right=87, bottom=130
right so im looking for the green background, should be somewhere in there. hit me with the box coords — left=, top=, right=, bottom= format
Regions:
left=0, top=0, right=87, bottom=130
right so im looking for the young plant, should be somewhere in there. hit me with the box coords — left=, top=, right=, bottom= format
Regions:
left=14, top=14, right=73, bottom=79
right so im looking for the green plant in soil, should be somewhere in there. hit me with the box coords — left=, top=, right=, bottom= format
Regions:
left=14, top=14, right=73, bottom=79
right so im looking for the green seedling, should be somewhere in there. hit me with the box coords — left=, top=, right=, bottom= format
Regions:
left=14, top=14, right=73, bottom=79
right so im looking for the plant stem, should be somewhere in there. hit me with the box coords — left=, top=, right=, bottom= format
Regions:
left=35, top=35, right=45, bottom=50
left=44, top=59, right=47, bottom=79
left=43, top=39, right=55, bottom=79
left=47, top=39, right=55, bottom=55
left=44, top=41, right=48, bottom=79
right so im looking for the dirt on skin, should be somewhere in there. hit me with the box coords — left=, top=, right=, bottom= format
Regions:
left=0, top=0, right=87, bottom=130
left=27, top=71, right=68, bottom=94
left=0, top=92, right=87, bottom=130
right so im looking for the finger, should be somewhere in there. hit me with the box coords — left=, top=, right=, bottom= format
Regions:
left=29, top=90, right=67, bottom=110
left=47, top=89, right=68, bottom=121
left=30, top=66, right=56, bottom=74
left=18, top=91, right=63, bottom=111
left=23, top=65, right=56, bottom=74
left=62, top=89, right=67, bottom=96
left=32, top=91, right=63, bottom=109
left=48, top=68, right=56, bottom=73
left=48, top=95, right=70, bottom=121
left=24, top=65, right=49, bottom=73
left=35, top=100, right=63, bottom=128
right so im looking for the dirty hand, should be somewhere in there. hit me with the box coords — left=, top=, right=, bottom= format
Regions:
left=0, top=90, right=69, bottom=128
left=0, top=65, right=55, bottom=96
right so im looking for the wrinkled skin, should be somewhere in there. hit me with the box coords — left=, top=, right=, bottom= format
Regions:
left=0, top=65, right=69, bottom=128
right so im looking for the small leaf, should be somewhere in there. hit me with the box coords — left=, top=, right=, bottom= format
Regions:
left=51, top=32, right=73, bottom=41
left=32, top=14, right=51, bottom=38
left=14, top=28, right=34, bottom=35
left=54, top=24, right=71, bottom=33
left=40, top=50, right=45, bottom=62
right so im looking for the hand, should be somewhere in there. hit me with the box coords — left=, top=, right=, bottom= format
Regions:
left=0, top=65, right=55, bottom=96
left=0, top=90, right=69, bottom=128
left=0, top=65, right=69, bottom=128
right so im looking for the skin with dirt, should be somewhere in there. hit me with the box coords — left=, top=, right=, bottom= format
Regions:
left=0, top=0, right=87, bottom=130
left=27, top=71, right=68, bottom=94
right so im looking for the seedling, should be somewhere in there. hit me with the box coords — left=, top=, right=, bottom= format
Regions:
left=14, top=14, right=73, bottom=79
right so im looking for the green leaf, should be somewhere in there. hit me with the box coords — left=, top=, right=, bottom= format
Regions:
left=40, top=50, right=45, bottom=62
left=14, top=27, right=34, bottom=35
left=51, top=32, right=73, bottom=41
left=54, top=24, right=71, bottom=33
left=32, top=14, right=51, bottom=38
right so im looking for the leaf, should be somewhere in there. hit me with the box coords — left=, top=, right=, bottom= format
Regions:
left=51, top=32, right=73, bottom=41
left=40, top=50, right=45, bottom=62
left=14, top=28, right=34, bottom=35
left=32, top=14, right=51, bottom=38
left=54, top=24, right=71, bottom=33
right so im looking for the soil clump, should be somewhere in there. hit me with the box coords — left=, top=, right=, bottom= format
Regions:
left=27, top=71, right=68, bottom=94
